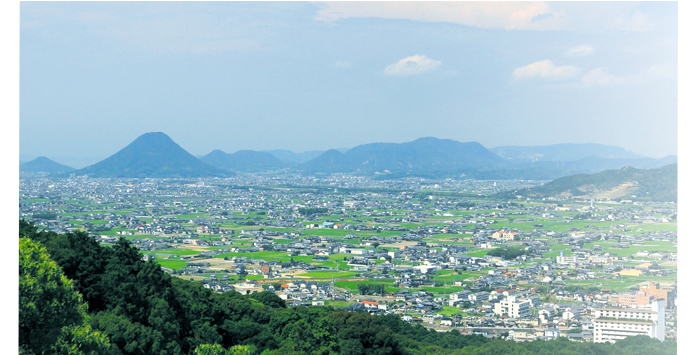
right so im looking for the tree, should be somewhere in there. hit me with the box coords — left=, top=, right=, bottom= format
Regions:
left=249, top=291, right=286, bottom=308
left=19, top=237, right=111, bottom=355
left=193, top=344, right=256, bottom=355
left=50, top=324, right=113, bottom=355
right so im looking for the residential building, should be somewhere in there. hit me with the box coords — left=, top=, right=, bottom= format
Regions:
left=618, top=290, right=653, bottom=307
left=491, top=230, right=518, bottom=241
left=556, top=251, right=578, bottom=265
left=592, top=299, right=665, bottom=343
left=494, top=295, right=532, bottom=318
left=641, top=282, right=675, bottom=308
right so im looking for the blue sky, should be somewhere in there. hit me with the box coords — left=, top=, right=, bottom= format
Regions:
left=19, top=1, right=678, bottom=167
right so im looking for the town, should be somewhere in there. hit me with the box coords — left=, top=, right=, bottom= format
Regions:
left=20, top=173, right=678, bottom=344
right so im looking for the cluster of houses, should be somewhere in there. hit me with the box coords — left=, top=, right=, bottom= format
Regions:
left=20, top=175, right=677, bottom=344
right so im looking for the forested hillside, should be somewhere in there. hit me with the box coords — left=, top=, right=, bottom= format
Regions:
left=19, top=220, right=677, bottom=355
left=494, top=164, right=677, bottom=202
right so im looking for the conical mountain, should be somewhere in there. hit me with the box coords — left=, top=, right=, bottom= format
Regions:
left=20, top=156, right=75, bottom=174
left=201, top=149, right=288, bottom=172
left=71, top=132, right=230, bottom=178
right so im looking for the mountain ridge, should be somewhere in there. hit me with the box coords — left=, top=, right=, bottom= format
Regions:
left=34, top=135, right=676, bottom=179
left=201, top=149, right=288, bottom=172
left=493, top=164, right=677, bottom=202
left=490, top=143, right=645, bottom=161
left=302, top=137, right=505, bottom=174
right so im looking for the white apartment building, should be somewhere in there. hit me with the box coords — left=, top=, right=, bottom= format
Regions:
left=494, top=295, right=532, bottom=319
left=556, top=251, right=578, bottom=265
left=592, top=299, right=665, bottom=343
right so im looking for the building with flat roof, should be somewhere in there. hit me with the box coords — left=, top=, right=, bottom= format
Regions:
left=640, top=281, right=675, bottom=308
left=494, top=295, right=532, bottom=319
left=618, top=290, right=653, bottom=307
left=592, top=299, right=665, bottom=343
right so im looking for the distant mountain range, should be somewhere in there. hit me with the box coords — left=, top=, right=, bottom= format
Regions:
left=20, top=157, right=75, bottom=174
left=262, top=149, right=326, bottom=164
left=34, top=133, right=676, bottom=181
left=490, top=143, right=645, bottom=161
left=493, top=164, right=677, bottom=202
left=200, top=150, right=288, bottom=172
left=302, top=137, right=505, bottom=174
left=65, top=132, right=230, bottom=178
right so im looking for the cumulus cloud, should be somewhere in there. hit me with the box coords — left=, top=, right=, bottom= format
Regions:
left=512, top=60, right=580, bottom=80
left=315, top=2, right=563, bottom=31
left=384, top=55, right=441, bottom=76
left=565, top=45, right=594, bottom=57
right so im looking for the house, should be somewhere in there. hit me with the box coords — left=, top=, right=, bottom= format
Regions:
left=491, top=230, right=518, bottom=241
left=544, top=328, right=560, bottom=340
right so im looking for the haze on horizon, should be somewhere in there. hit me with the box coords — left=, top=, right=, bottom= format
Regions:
left=20, top=2, right=677, bottom=168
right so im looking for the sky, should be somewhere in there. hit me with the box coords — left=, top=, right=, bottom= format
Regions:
left=19, top=1, right=678, bottom=168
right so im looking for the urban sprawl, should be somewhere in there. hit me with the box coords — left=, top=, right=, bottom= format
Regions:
left=20, top=173, right=677, bottom=344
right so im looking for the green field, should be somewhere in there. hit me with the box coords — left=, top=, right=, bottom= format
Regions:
left=155, top=259, right=186, bottom=270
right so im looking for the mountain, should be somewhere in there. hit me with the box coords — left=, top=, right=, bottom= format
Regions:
left=302, top=149, right=353, bottom=173
left=485, top=156, right=678, bottom=180
left=494, top=164, right=677, bottom=202
left=68, top=132, right=230, bottom=178
left=20, top=157, right=75, bottom=174
left=302, top=137, right=505, bottom=174
left=201, top=149, right=288, bottom=172
left=263, top=149, right=325, bottom=164
left=490, top=143, right=644, bottom=162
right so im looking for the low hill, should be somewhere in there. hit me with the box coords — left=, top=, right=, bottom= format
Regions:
left=69, top=132, right=230, bottom=178
left=201, top=149, right=288, bottom=172
left=486, top=156, right=679, bottom=180
left=490, top=143, right=644, bottom=161
left=302, top=137, right=505, bottom=174
left=20, top=157, right=75, bottom=174
left=494, top=164, right=677, bottom=202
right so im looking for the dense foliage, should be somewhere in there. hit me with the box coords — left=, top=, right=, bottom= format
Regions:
left=20, top=220, right=677, bottom=354
left=19, top=237, right=111, bottom=355
left=298, top=207, right=329, bottom=215
left=357, top=283, right=386, bottom=296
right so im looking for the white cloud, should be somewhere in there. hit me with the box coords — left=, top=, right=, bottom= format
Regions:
left=513, top=60, right=580, bottom=80
left=581, top=68, right=625, bottom=86
left=384, top=55, right=441, bottom=76
left=315, top=2, right=563, bottom=31
left=314, top=2, right=658, bottom=33
left=565, top=45, right=594, bottom=57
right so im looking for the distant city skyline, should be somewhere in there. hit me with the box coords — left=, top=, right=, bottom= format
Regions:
left=20, top=2, right=678, bottom=165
